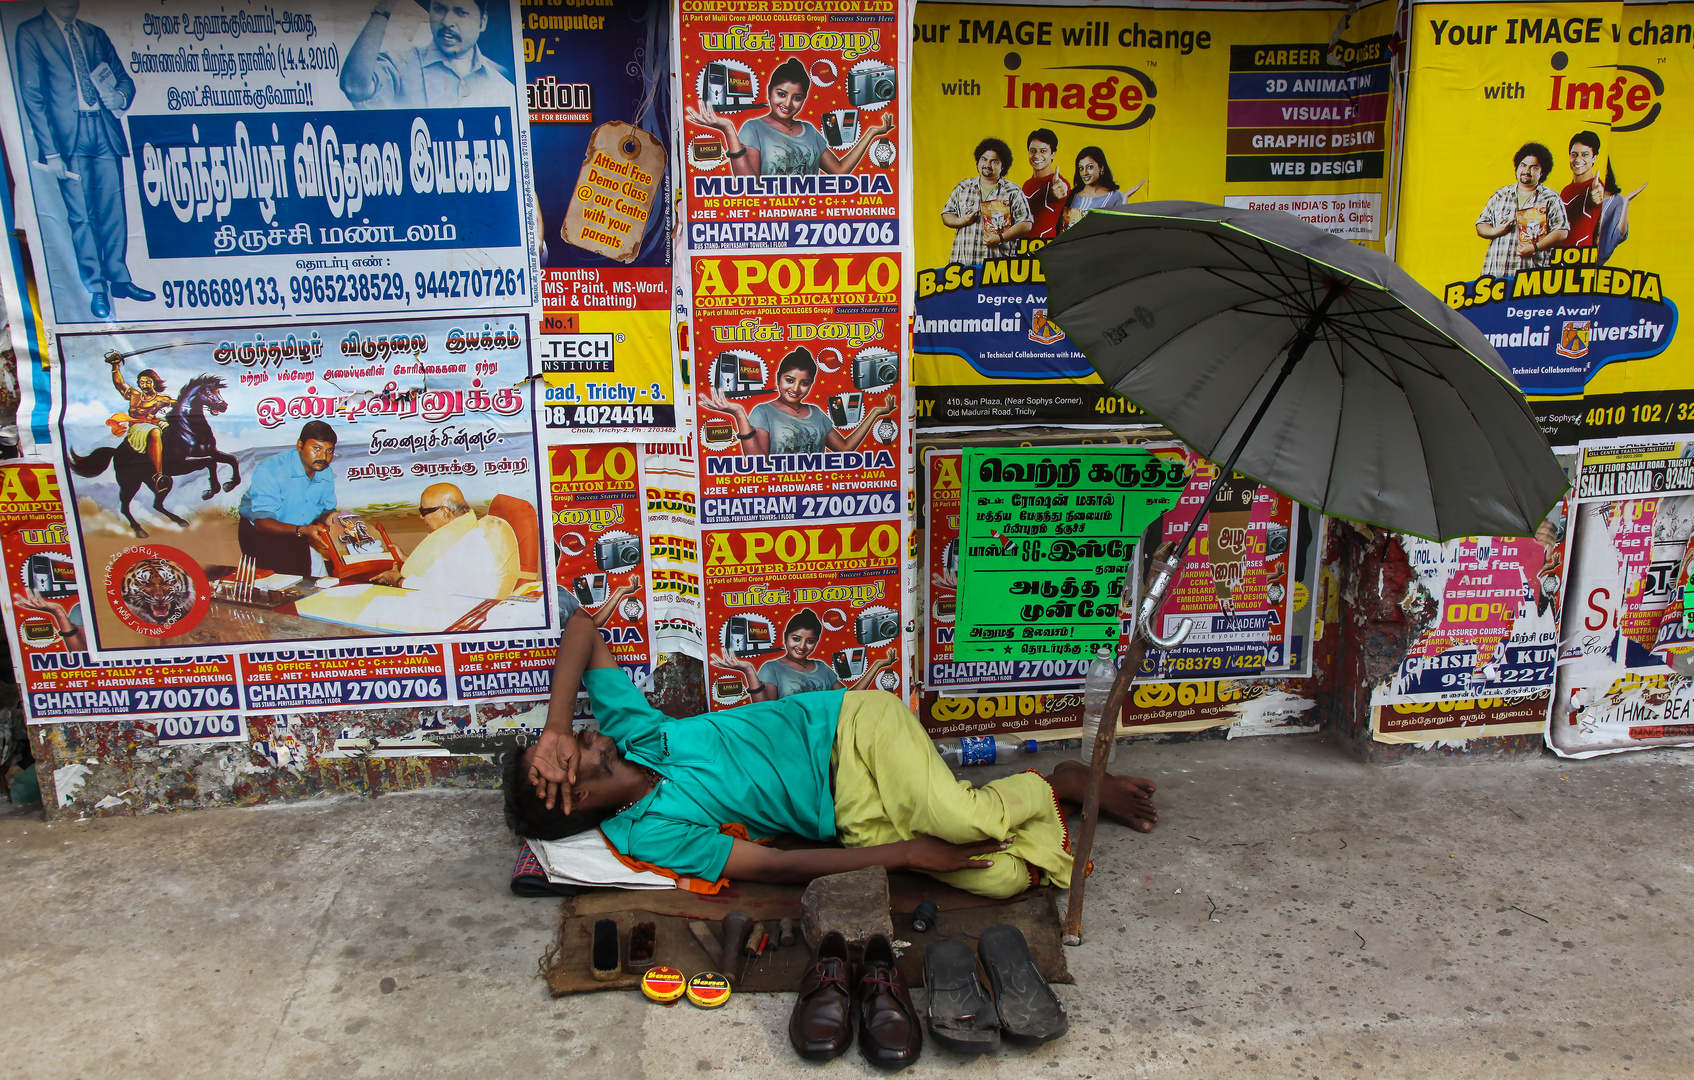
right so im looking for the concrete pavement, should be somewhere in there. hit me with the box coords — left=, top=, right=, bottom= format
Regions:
left=3, top=733, right=1689, bottom=1079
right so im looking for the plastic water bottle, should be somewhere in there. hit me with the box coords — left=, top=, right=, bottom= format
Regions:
left=1080, top=646, right=1119, bottom=765
left=936, top=735, right=1039, bottom=766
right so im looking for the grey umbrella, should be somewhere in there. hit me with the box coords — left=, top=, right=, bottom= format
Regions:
left=1034, top=202, right=1568, bottom=943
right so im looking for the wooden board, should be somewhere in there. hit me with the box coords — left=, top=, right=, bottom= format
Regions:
left=542, top=894, right=1071, bottom=997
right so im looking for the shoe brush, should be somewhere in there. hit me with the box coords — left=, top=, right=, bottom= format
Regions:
left=591, top=918, right=619, bottom=981
left=626, top=921, right=657, bottom=974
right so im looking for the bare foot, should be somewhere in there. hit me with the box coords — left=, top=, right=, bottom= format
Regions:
left=1096, top=773, right=1159, bottom=832
left=1050, top=758, right=1155, bottom=795
left=1048, top=760, right=1160, bottom=832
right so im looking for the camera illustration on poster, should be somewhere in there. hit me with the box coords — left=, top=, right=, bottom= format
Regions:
left=691, top=252, right=902, bottom=526
left=0, top=463, right=244, bottom=722
left=550, top=443, right=651, bottom=678
left=1397, top=4, right=1694, bottom=445
left=910, top=2, right=1393, bottom=425
left=703, top=518, right=903, bottom=711
left=677, top=1, right=900, bottom=250
left=0, top=0, right=536, bottom=328
left=51, top=314, right=550, bottom=656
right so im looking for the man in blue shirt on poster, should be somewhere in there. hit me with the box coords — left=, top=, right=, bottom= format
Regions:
left=14, top=0, right=155, bottom=320
left=236, top=421, right=341, bottom=576
left=342, top=0, right=515, bottom=110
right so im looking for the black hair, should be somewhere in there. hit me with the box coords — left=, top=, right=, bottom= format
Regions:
left=1602, top=160, right=1620, bottom=197
left=501, top=747, right=614, bottom=841
left=974, top=137, right=1014, bottom=172
left=298, top=420, right=337, bottom=446
left=1569, top=130, right=1602, bottom=155
left=1070, top=146, right=1119, bottom=193
left=422, top=0, right=489, bottom=15
left=768, top=56, right=811, bottom=99
left=1026, top=128, right=1058, bottom=152
left=784, top=608, right=823, bottom=639
left=1513, top=141, right=1553, bottom=178
left=776, top=347, right=817, bottom=382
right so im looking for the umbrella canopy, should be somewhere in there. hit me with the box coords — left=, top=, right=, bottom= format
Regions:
left=1037, top=201, right=1568, bottom=541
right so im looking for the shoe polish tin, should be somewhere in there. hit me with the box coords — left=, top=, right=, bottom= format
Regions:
left=685, top=971, right=732, bottom=1008
left=641, top=966, right=687, bottom=1003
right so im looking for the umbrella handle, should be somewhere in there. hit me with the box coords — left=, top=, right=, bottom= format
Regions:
left=1135, top=555, right=1193, bottom=649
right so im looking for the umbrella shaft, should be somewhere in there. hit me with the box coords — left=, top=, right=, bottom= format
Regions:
left=1067, top=282, right=1346, bottom=943
left=1171, top=280, right=1344, bottom=564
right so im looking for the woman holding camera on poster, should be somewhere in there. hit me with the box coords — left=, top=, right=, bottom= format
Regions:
left=703, top=347, right=893, bottom=456
left=685, top=57, right=891, bottom=176
left=716, top=609, right=897, bottom=701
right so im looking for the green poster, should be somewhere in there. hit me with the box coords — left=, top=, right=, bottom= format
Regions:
left=954, top=448, right=1188, bottom=661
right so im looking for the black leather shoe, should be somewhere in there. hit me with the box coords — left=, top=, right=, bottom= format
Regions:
left=88, top=289, right=111, bottom=320
left=856, top=934, right=921, bottom=1069
left=110, top=282, right=156, bottom=302
left=789, top=930, right=852, bottom=1060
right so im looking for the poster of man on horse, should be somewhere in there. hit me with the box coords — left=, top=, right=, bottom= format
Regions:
left=49, top=315, right=552, bottom=657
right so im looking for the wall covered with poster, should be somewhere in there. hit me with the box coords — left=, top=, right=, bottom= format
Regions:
left=917, top=436, right=1326, bottom=741
left=525, top=0, right=677, bottom=439
left=12, top=0, right=1689, bottom=820
left=0, top=0, right=697, bottom=819
left=674, top=0, right=914, bottom=714
left=0, top=0, right=538, bottom=329
left=1549, top=439, right=1694, bottom=757
left=1397, top=1, right=1694, bottom=446
left=909, top=0, right=1395, bottom=426
left=51, top=318, right=550, bottom=656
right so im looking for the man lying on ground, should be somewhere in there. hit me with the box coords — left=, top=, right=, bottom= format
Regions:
left=503, top=608, right=1158, bottom=896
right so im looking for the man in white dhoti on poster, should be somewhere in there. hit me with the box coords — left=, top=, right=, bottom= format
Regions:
left=375, top=482, right=519, bottom=599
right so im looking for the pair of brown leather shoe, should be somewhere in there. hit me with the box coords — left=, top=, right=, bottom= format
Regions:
left=788, top=931, right=922, bottom=1069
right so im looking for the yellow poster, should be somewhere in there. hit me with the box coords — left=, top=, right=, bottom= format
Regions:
left=910, top=0, right=1396, bottom=426
left=1397, top=2, right=1692, bottom=445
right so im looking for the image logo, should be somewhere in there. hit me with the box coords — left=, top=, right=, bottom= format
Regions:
left=1028, top=308, right=1066, bottom=345
left=1547, top=63, right=1662, bottom=133
left=1001, top=63, right=1157, bottom=132
left=1558, top=320, right=1592, bottom=359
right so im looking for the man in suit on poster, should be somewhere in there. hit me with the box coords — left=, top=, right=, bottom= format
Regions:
left=14, top=0, right=155, bottom=320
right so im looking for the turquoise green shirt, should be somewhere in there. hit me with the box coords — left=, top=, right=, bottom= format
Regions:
left=585, top=667, right=844, bottom=883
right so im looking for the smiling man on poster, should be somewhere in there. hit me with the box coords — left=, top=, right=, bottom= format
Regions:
left=343, top=0, right=514, bottom=109
left=374, top=482, right=521, bottom=600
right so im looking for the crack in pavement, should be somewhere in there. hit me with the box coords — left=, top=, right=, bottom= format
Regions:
left=259, top=881, right=345, bottom=1071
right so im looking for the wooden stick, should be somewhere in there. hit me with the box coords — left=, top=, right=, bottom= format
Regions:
left=1062, top=548, right=1168, bottom=946
left=1061, top=632, right=1148, bottom=946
